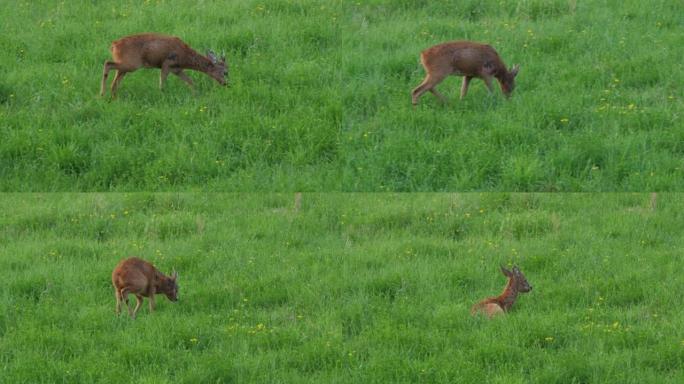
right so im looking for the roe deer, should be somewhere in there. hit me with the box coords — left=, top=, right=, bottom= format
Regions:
left=112, top=257, right=178, bottom=319
left=101, top=33, right=228, bottom=97
left=471, top=265, right=531, bottom=318
left=411, top=41, right=519, bottom=105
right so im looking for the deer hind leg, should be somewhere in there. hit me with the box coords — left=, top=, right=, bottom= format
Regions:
left=109, top=70, right=129, bottom=98
left=101, top=60, right=119, bottom=96
left=119, top=287, right=134, bottom=316
left=114, top=288, right=122, bottom=315
left=484, top=303, right=504, bottom=318
left=429, top=88, right=448, bottom=104
left=411, top=73, right=447, bottom=105
left=131, top=295, right=143, bottom=319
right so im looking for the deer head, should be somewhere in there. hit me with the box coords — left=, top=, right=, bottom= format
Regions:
left=162, top=270, right=179, bottom=302
left=499, top=64, right=520, bottom=97
left=501, top=265, right=532, bottom=293
left=206, top=50, right=228, bottom=86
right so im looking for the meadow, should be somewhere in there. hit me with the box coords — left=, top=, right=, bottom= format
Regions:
left=1, top=193, right=683, bottom=383
left=1, top=0, right=683, bottom=191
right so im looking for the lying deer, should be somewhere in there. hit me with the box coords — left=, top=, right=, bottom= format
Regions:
left=100, top=33, right=228, bottom=97
left=471, top=265, right=531, bottom=318
left=412, top=41, right=519, bottom=105
left=112, top=257, right=178, bottom=319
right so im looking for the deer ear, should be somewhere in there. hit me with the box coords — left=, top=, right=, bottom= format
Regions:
left=171, top=270, right=178, bottom=281
left=500, top=265, right=512, bottom=277
left=510, top=64, right=520, bottom=77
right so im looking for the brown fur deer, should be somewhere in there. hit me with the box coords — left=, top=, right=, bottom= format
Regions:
left=112, top=257, right=179, bottom=319
left=412, top=41, right=519, bottom=105
left=100, top=33, right=228, bottom=97
left=471, top=265, right=531, bottom=318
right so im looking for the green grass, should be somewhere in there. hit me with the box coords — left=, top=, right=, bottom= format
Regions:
left=1, top=0, right=682, bottom=191
left=1, top=193, right=683, bottom=382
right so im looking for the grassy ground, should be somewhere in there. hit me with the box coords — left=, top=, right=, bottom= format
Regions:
left=1, top=0, right=682, bottom=191
left=1, top=193, right=683, bottom=383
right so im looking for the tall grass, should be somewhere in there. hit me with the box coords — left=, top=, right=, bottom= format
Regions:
left=1, top=0, right=682, bottom=191
left=1, top=193, right=683, bottom=382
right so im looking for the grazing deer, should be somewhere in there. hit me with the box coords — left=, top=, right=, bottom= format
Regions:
left=112, top=257, right=178, bottom=319
left=471, top=265, right=531, bottom=318
left=100, top=33, right=228, bottom=97
left=411, top=41, right=519, bottom=105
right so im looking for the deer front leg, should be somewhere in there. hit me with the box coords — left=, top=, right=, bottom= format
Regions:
left=482, top=76, right=495, bottom=95
left=160, top=60, right=172, bottom=90
left=148, top=286, right=156, bottom=313
left=148, top=295, right=156, bottom=313
left=173, top=69, right=195, bottom=93
left=460, top=76, right=472, bottom=100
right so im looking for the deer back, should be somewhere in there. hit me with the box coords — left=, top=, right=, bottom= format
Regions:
left=112, top=257, right=153, bottom=294
left=421, top=41, right=506, bottom=78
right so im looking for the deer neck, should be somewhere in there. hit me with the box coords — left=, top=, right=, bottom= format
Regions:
left=180, top=49, right=212, bottom=72
left=497, top=278, right=519, bottom=311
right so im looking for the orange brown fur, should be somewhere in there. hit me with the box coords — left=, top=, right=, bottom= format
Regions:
left=412, top=41, right=519, bottom=105
left=100, top=33, right=227, bottom=97
left=471, top=266, right=532, bottom=319
left=112, top=257, right=178, bottom=319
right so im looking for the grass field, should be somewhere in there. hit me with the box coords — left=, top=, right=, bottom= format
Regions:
left=1, top=0, right=682, bottom=191
left=1, top=193, right=683, bottom=383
